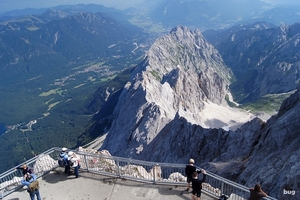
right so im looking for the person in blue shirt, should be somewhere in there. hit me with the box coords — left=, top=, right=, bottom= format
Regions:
left=21, top=173, right=41, bottom=200
left=60, top=147, right=70, bottom=175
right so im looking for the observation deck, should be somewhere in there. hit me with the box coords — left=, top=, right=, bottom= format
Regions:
left=0, top=147, right=277, bottom=200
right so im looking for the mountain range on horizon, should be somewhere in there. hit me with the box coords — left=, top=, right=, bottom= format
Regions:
left=0, top=3, right=299, bottom=199
left=1, top=0, right=300, bottom=31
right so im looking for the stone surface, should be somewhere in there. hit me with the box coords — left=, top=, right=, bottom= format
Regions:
left=99, top=26, right=300, bottom=199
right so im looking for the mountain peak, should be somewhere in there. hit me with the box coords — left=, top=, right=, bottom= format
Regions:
left=101, top=26, right=253, bottom=158
left=147, top=26, right=232, bottom=82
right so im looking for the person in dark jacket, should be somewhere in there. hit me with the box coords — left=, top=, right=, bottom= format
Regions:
left=191, top=169, right=206, bottom=200
left=16, top=164, right=32, bottom=176
left=185, top=158, right=197, bottom=191
left=249, top=184, right=268, bottom=200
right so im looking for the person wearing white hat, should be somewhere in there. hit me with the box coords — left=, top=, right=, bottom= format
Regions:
left=68, top=151, right=80, bottom=178
left=59, top=147, right=70, bottom=175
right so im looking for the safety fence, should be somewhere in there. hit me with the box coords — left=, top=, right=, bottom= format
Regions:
left=0, top=147, right=277, bottom=200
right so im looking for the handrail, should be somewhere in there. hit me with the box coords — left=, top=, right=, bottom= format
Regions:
left=0, top=147, right=277, bottom=200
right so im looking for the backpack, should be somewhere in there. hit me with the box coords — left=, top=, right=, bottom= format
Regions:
left=29, top=180, right=39, bottom=192
left=68, top=157, right=74, bottom=167
left=58, top=158, right=66, bottom=167
left=58, top=153, right=66, bottom=167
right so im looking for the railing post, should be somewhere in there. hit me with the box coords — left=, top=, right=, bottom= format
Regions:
left=84, top=154, right=89, bottom=171
left=221, top=178, right=224, bottom=196
left=153, top=164, right=156, bottom=184
left=116, top=159, right=121, bottom=178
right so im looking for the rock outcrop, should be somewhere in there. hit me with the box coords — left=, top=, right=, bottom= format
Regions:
left=101, top=26, right=248, bottom=157
left=237, top=87, right=300, bottom=199
left=100, top=26, right=300, bottom=199
left=204, top=22, right=300, bottom=103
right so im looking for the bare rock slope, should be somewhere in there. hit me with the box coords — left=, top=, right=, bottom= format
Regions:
left=101, top=26, right=248, bottom=157
left=100, top=26, right=300, bottom=199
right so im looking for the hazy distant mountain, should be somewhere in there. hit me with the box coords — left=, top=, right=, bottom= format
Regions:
left=203, top=21, right=300, bottom=103
left=149, top=0, right=268, bottom=29
left=253, top=5, right=300, bottom=25
left=149, top=0, right=300, bottom=30
left=2, top=1, right=300, bottom=33
left=0, top=4, right=130, bottom=23
left=0, top=11, right=146, bottom=86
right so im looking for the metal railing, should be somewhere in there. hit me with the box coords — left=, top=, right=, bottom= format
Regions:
left=0, top=147, right=277, bottom=200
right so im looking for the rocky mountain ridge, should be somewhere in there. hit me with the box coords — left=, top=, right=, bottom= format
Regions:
left=101, top=26, right=259, bottom=157
left=99, top=26, right=300, bottom=199
left=101, top=26, right=244, bottom=156
left=203, top=21, right=300, bottom=103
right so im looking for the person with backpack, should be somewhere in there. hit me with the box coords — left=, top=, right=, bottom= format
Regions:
left=59, top=147, right=70, bottom=175
left=68, top=151, right=80, bottom=178
left=21, top=172, right=41, bottom=200
left=191, top=169, right=206, bottom=200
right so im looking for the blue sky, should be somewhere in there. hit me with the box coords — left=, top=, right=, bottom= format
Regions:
left=0, top=0, right=299, bottom=14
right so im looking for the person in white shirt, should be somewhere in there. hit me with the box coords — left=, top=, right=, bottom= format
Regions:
left=68, top=151, right=80, bottom=178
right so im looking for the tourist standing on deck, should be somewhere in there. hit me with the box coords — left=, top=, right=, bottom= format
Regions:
left=68, top=151, right=80, bottom=178
left=21, top=172, right=41, bottom=200
left=185, top=158, right=197, bottom=192
left=16, top=164, right=33, bottom=176
left=191, top=169, right=206, bottom=200
left=59, top=147, right=70, bottom=175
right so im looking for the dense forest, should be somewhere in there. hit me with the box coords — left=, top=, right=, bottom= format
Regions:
left=0, top=52, right=145, bottom=173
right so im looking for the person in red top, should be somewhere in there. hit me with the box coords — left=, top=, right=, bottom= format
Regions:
left=249, top=184, right=268, bottom=200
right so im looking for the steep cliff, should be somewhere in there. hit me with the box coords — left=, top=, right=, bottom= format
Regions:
left=237, top=87, right=300, bottom=199
left=204, top=22, right=300, bottom=103
left=101, top=26, right=252, bottom=158
left=99, top=26, right=300, bottom=199
left=155, top=88, right=300, bottom=199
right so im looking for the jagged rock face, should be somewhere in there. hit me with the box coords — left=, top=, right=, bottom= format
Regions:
left=204, top=22, right=300, bottom=103
left=236, top=88, right=300, bottom=199
left=100, top=25, right=300, bottom=199
left=103, top=89, right=300, bottom=199
left=101, top=26, right=234, bottom=157
left=194, top=88, right=300, bottom=199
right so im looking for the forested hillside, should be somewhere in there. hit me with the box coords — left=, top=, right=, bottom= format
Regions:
left=0, top=9, right=150, bottom=173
